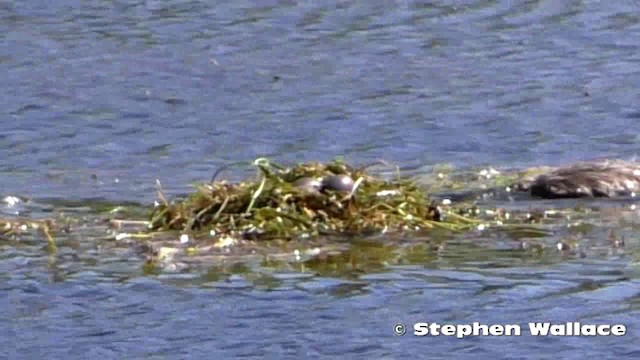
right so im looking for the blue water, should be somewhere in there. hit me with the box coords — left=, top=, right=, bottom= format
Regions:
left=3, top=0, right=640, bottom=202
left=2, top=1, right=640, bottom=358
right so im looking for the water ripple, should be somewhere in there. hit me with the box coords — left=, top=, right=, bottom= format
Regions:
left=3, top=1, right=640, bottom=357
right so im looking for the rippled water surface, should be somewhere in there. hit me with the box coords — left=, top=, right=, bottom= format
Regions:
left=2, top=1, right=640, bottom=358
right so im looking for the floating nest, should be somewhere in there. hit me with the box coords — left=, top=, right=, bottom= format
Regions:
left=150, top=158, right=478, bottom=240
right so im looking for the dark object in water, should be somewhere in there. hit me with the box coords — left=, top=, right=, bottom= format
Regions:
left=427, top=201, right=442, bottom=222
left=515, top=160, right=640, bottom=199
left=321, top=175, right=355, bottom=192
left=292, top=177, right=322, bottom=193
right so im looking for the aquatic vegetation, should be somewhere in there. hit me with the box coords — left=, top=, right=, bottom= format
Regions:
left=149, top=158, right=479, bottom=241
left=412, top=163, right=525, bottom=199
left=2, top=158, right=627, bottom=276
left=0, top=218, right=57, bottom=252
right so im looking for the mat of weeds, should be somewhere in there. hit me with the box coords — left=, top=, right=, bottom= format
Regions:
left=149, top=158, right=484, bottom=241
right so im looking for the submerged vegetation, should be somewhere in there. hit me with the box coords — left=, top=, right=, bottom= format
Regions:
left=2, top=158, right=630, bottom=274
left=0, top=218, right=57, bottom=252
left=149, top=158, right=481, bottom=241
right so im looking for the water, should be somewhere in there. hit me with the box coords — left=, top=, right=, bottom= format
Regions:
left=2, top=1, right=640, bottom=358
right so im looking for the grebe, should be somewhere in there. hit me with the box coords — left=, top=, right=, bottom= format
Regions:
left=515, top=159, right=640, bottom=199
